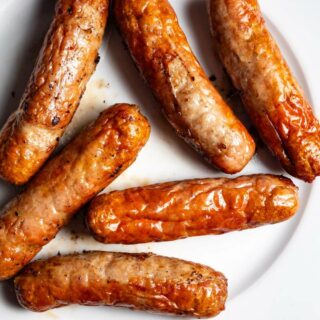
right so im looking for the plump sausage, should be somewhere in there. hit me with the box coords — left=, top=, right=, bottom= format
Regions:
left=113, top=0, right=255, bottom=174
left=0, top=0, right=109, bottom=185
left=14, top=251, right=227, bottom=317
left=87, top=175, right=298, bottom=244
left=0, top=104, right=150, bottom=280
left=208, top=0, right=320, bottom=182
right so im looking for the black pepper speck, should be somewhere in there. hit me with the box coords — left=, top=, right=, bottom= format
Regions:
left=209, top=74, right=217, bottom=82
left=52, top=116, right=60, bottom=126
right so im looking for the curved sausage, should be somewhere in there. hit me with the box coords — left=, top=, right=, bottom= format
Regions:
left=0, top=104, right=150, bottom=280
left=208, top=0, right=320, bottom=182
left=14, top=251, right=227, bottom=317
left=87, top=175, right=298, bottom=244
left=113, top=0, right=255, bottom=174
left=0, top=0, right=109, bottom=185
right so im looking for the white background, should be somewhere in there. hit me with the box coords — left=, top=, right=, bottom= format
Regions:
left=0, top=0, right=319, bottom=319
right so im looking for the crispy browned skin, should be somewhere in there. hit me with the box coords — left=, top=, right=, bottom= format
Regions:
left=0, top=104, right=150, bottom=280
left=87, top=175, right=298, bottom=244
left=208, top=0, right=320, bottom=182
left=114, top=0, right=255, bottom=174
left=14, top=251, right=227, bottom=317
left=0, top=0, right=109, bottom=185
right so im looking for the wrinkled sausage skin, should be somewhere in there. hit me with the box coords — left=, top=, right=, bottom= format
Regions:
left=87, top=175, right=298, bottom=244
left=0, top=0, right=109, bottom=185
left=0, top=104, right=150, bottom=280
left=113, top=0, right=255, bottom=174
left=208, top=0, right=320, bottom=182
left=15, top=251, right=227, bottom=318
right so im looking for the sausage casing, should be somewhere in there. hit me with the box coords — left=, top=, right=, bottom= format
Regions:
left=87, top=175, right=298, bottom=244
left=0, top=0, right=109, bottom=185
left=114, top=0, right=255, bottom=174
left=14, top=251, right=227, bottom=317
left=0, top=104, right=150, bottom=280
left=208, top=0, right=320, bottom=182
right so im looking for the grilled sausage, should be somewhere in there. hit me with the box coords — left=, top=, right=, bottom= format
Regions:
left=0, top=0, right=109, bottom=185
left=14, top=251, right=227, bottom=317
left=0, top=104, right=150, bottom=280
left=113, top=0, right=255, bottom=174
left=208, top=0, right=320, bottom=182
left=87, top=175, right=298, bottom=244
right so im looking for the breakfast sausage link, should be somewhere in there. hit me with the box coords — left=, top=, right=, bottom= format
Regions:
left=14, top=251, right=227, bottom=317
left=114, top=0, right=255, bottom=174
left=208, top=0, right=320, bottom=182
left=87, top=175, right=298, bottom=244
left=0, top=0, right=109, bottom=185
left=0, top=104, right=150, bottom=280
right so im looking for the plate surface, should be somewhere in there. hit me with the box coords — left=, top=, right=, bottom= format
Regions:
left=0, top=0, right=319, bottom=319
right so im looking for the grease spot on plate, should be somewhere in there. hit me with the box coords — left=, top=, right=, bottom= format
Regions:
left=44, top=311, right=59, bottom=319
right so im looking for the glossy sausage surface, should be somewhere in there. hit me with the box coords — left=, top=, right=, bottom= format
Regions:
left=0, top=104, right=150, bottom=280
left=15, top=251, right=227, bottom=317
left=209, top=0, right=320, bottom=182
left=114, top=0, right=255, bottom=174
left=0, top=0, right=109, bottom=185
left=87, top=175, right=298, bottom=244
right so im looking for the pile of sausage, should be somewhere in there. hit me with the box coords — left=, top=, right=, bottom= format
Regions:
left=0, top=0, right=318, bottom=318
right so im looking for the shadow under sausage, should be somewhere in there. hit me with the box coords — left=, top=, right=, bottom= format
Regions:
left=63, top=207, right=92, bottom=242
left=107, top=21, right=217, bottom=174
left=0, top=182, right=19, bottom=209
left=0, top=280, right=21, bottom=310
left=0, top=0, right=56, bottom=127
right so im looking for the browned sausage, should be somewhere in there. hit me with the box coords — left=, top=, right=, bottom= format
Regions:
left=14, top=251, right=227, bottom=317
left=0, top=0, right=109, bottom=185
left=208, top=0, right=320, bottom=182
left=87, top=175, right=298, bottom=244
left=113, top=0, right=255, bottom=174
left=0, top=104, right=150, bottom=280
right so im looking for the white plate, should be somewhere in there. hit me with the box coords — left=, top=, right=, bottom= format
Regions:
left=0, top=0, right=319, bottom=319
